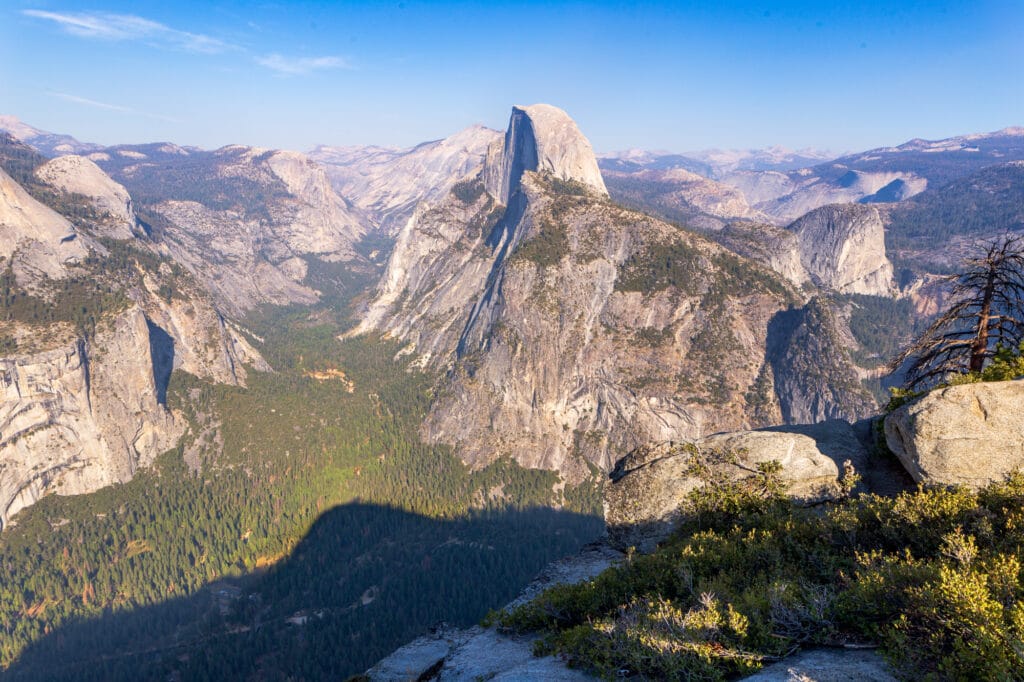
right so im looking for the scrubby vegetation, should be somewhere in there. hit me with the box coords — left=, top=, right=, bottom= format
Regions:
left=496, top=469, right=1024, bottom=680
left=512, top=219, right=570, bottom=268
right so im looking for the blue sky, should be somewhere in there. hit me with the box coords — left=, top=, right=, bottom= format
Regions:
left=2, top=1, right=1021, bottom=153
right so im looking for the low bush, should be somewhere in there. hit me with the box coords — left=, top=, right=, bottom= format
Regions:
left=495, top=473, right=1024, bottom=680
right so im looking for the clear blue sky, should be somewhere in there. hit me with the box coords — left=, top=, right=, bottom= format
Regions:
left=2, top=1, right=1021, bottom=153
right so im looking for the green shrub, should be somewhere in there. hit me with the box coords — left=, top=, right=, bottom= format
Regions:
left=497, top=476, right=1024, bottom=680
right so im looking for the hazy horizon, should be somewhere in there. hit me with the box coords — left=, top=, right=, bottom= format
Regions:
left=3, top=1, right=1021, bottom=153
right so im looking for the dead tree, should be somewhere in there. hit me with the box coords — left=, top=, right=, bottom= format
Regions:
left=892, top=235, right=1024, bottom=389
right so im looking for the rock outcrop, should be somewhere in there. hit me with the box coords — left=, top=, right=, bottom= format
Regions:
left=34, top=155, right=138, bottom=240
left=787, top=204, right=894, bottom=296
left=0, top=167, right=90, bottom=284
left=0, top=306, right=184, bottom=529
left=604, top=420, right=865, bottom=552
left=884, top=380, right=1024, bottom=488
left=482, top=104, right=608, bottom=204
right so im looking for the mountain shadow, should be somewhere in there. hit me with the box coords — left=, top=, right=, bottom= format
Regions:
left=6, top=502, right=603, bottom=681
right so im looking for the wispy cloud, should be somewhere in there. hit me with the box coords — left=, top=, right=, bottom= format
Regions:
left=23, top=10, right=230, bottom=54
left=255, top=53, right=351, bottom=75
left=48, top=91, right=181, bottom=123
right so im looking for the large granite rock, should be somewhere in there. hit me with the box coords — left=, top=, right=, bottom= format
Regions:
left=0, top=306, right=184, bottom=529
left=605, top=421, right=866, bottom=553
left=483, top=103, right=608, bottom=204
left=34, top=154, right=138, bottom=240
left=884, top=380, right=1024, bottom=487
left=0, top=167, right=90, bottom=284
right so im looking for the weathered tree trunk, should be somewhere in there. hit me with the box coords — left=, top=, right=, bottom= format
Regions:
left=970, top=269, right=997, bottom=372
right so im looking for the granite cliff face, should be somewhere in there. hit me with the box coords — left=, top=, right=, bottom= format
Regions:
left=0, top=167, right=91, bottom=284
left=357, top=105, right=869, bottom=478
left=34, top=154, right=138, bottom=240
left=482, top=104, right=607, bottom=204
left=788, top=204, right=894, bottom=296
left=0, top=306, right=182, bottom=530
left=766, top=297, right=878, bottom=425
left=0, top=158, right=268, bottom=528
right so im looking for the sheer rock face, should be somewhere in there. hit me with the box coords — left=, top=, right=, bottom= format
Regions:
left=604, top=420, right=866, bottom=553
left=885, top=381, right=1024, bottom=488
left=0, top=168, right=90, bottom=284
left=787, top=204, right=894, bottom=296
left=34, top=155, right=138, bottom=240
left=483, top=104, right=608, bottom=204
left=0, top=166, right=268, bottom=529
left=0, top=306, right=183, bottom=530
left=360, top=172, right=803, bottom=478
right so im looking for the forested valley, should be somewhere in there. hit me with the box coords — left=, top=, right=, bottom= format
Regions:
left=0, top=292, right=604, bottom=680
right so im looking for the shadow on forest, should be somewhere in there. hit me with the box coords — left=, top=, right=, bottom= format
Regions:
left=7, top=502, right=603, bottom=681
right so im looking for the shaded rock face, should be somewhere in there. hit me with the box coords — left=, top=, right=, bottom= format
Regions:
left=604, top=421, right=865, bottom=553
left=884, top=381, right=1024, bottom=488
left=787, top=204, right=894, bottom=296
left=34, top=155, right=138, bottom=240
left=0, top=167, right=90, bottom=284
left=0, top=306, right=183, bottom=530
left=766, top=298, right=878, bottom=425
left=483, top=104, right=608, bottom=204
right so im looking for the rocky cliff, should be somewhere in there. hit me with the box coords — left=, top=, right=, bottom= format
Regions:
left=311, top=124, right=501, bottom=236
left=482, top=104, right=607, bottom=204
left=0, top=166, right=91, bottom=284
left=34, top=154, right=138, bottom=240
left=0, top=156, right=268, bottom=528
left=766, top=297, right=878, bottom=424
left=95, top=144, right=371, bottom=315
left=0, top=306, right=183, bottom=529
left=787, top=204, right=895, bottom=296
left=356, top=104, right=871, bottom=479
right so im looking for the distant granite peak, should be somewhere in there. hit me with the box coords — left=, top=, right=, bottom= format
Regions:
left=484, top=104, right=607, bottom=204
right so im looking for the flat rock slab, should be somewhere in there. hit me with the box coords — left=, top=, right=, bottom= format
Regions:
left=365, top=636, right=450, bottom=681
left=745, top=648, right=897, bottom=681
